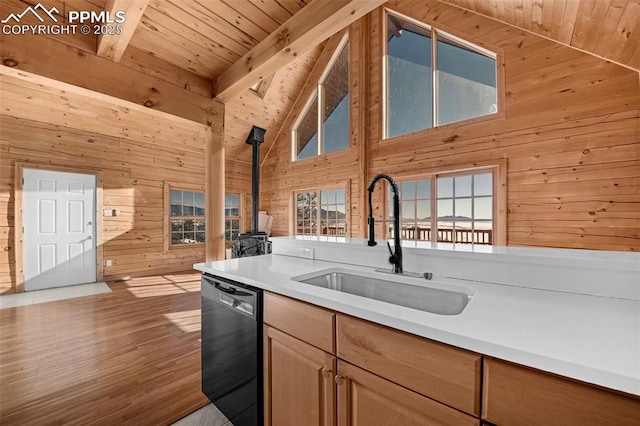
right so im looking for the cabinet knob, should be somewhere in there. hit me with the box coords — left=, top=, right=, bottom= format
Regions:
left=321, top=368, right=332, bottom=379
left=334, top=374, right=345, bottom=385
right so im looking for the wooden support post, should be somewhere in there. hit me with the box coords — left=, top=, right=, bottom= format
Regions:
left=206, top=126, right=225, bottom=262
left=353, top=16, right=370, bottom=238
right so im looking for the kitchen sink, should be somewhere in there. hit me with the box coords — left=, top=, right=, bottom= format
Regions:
left=291, top=268, right=473, bottom=315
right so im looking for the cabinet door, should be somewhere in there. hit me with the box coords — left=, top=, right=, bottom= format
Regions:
left=336, top=360, right=480, bottom=426
left=264, top=325, right=336, bottom=426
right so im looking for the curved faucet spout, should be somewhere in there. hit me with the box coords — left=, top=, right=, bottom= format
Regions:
left=367, top=173, right=398, bottom=192
left=367, top=173, right=402, bottom=274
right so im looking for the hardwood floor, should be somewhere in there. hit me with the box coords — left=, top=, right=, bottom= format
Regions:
left=0, top=271, right=209, bottom=425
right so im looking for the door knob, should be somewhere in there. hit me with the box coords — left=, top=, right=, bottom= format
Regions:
left=87, top=235, right=92, bottom=240
left=321, top=368, right=332, bottom=379
left=87, top=221, right=93, bottom=225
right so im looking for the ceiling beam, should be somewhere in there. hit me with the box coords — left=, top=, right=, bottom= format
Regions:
left=214, top=0, right=386, bottom=101
left=97, top=0, right=150, bottom=62
left=2, top=33, right=222, bottom=125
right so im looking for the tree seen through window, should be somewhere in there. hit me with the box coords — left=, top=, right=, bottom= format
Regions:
left=296, top=188, right=347, bottom=236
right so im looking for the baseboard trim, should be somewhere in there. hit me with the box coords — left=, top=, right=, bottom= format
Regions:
left=104, top=267, right=199, bottom=282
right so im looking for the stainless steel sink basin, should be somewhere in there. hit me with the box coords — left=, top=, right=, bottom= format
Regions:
left=292, top=268, right=473, bottom=315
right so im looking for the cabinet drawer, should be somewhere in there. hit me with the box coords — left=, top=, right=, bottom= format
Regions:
left=337, top=314, right=482, bottom=416
left=337, top=360, right=480, bottom=426
left=264, top=292, right=335, bottom=354
left=482, top=358, right=640, bottom=425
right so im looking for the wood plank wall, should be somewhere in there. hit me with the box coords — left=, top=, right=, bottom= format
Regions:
left=0, top=66, right=227, bottom=294
left=261, top=0, right=640, bottom=252
left=0, top=115, right=206, bottom=290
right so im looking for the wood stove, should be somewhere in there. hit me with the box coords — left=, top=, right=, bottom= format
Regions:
left=232, top=126, right=272, bottom=258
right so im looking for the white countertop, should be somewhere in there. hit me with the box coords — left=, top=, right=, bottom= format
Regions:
left=195, top=243, right=640, bottom=397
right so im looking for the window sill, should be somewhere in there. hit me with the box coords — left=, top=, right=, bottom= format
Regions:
left=167, top=243, right=205, bottom=251
left=380, top=110, right=506, bottom=147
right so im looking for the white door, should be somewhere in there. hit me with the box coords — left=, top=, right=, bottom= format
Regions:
left=23, top=169, right=97, bottom=291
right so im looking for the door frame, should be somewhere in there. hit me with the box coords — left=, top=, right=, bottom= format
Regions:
left=14, top=162, right=104, bottom=293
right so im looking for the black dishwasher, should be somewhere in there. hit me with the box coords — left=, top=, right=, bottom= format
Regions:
left=201, top=274, right=263, bottom=425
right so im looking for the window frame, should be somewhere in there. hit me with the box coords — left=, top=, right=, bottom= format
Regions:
left=292, top=34, right=350, bottom=161
left=163, top=182, right=206, bottom=252
left=382, top=9, right=502, bottom=140
left=224, top=193, right=243, bottom=244
left=294, top=189, right=320, bottom=236
left=292, top=182, right=351, bottom=238
left=383, top=162, right=506, bottom=246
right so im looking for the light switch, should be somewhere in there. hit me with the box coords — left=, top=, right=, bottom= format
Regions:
left=106, top=260, right=112, bottom=267
left=103, top=209, right=112, bottom=217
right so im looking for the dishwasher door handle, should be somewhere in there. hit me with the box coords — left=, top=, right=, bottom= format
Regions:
left=215, top=282, right=238, bottom=294
left=202, top=275, right=260, bottom=319
left=214, top=282, right=253, bottom=298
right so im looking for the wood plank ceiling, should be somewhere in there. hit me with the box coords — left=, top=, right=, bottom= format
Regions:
left=129, top=0, right=311, bottom=80
left=127, top=0, right=315, bottom=164
left=438, top=0, right=640, bottom=71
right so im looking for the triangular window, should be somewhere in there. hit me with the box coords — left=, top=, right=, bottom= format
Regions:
left=293, top=37, right=349, bottom=160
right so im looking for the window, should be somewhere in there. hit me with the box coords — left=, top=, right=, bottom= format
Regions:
left=384, top=12, right=497, bottom=138
left=170, top=189, right=205, bottom=246
left=296, top=94, right=319, bottom=160
left=296, top=191, right=318, bottom=235
left=296, top=188, right=347, bottom=236
left=293, top=38, right=349, bottom=160
left=387, top=171, right=494, bottom=245
left=225, top=194, right=241, bottom=241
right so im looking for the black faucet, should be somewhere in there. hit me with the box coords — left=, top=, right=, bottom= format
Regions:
left=367, top=174, right=402, bottom=274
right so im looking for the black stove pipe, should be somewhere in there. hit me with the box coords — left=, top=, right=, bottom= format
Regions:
left=245, top=126, right=266, bottom=234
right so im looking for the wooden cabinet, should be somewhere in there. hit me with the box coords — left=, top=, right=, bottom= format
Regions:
left=263, top=325, right=335, bottom=426
left=336, top=360, right=480, bottom=426
left=263, top=293, right=337, bottom=425
left=337, top=314, right=482, bottom=416
left=482, top=358, right=640, bottom=425
left=264, top=292, right=482, bottom=425
left=263, top=292, right=640, bottom=425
